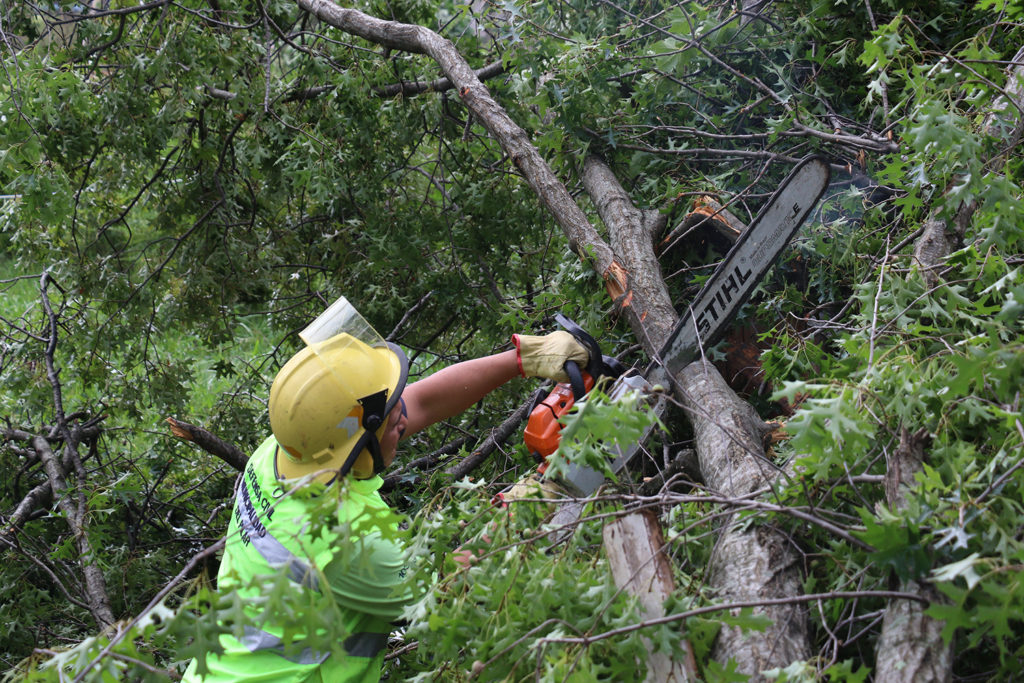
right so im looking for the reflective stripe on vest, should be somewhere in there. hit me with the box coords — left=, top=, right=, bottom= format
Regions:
left=234, top=475, right=321, bottom=592
left=239, top=626, right=387, bottom=662
left=240, top=626, right=330, bottom=665
left=344, top=631, right=388, bottom=658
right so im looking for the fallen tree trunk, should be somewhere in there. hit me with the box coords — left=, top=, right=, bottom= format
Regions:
left=583, top=156, right=811, bottom=676
left=678, top=361, right=810, bottom=678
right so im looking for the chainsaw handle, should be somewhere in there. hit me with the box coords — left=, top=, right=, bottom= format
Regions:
left=564, top=360, right=587, bottom=402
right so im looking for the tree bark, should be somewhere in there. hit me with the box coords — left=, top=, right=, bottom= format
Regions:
left=604, top=510, right=697, bottom=682
left=678, top=361, right=810, bottom=679
left=874, top=427, right=952, bottom=682
left=33, top=435, right=116, bottom=629
left=582, top=155, right=678, bottom=350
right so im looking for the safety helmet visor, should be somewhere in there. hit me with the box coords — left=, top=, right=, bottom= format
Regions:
left=300, top=296, right=383, bottom=350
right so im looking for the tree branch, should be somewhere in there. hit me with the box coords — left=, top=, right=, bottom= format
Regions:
left=72, top=539, right=226, bottom=683
left=677, top=360, right=810, bottom=677
left=446, top=388, right=546, bottom=481
left=165, top=417, right=248, bottom=472
left=293, top=0, right=650, bottom=317
left=581, top=154, right=678, bottom=350
left=33, top=435, right=115, bottom=629
left=539, top=590, right=930, bottom=648
left=874, top=427, right=952, bottom=681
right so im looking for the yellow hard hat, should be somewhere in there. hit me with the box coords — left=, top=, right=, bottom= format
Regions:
left=269, top=298, right=408, bottom=482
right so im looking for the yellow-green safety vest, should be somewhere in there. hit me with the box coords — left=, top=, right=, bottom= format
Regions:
left=182, top=436, right=411, bottom=682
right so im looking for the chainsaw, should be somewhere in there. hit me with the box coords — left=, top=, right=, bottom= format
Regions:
left=521, top=313, right=626, bottom=474
left=533, top=155, right=833, bottom=501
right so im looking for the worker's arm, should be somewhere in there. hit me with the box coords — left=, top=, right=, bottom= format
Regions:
left=401, top=350, right=520, bottom=437
left=401, top=331, right=589, bottom=437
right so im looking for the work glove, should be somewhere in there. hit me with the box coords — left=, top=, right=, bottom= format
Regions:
left=500, top=473, right=564, bottom=504
left=512, top=330, right=589, bottom=383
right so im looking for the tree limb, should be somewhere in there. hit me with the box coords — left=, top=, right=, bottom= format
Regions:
left=72, top=538, right=226, bottom=683
left=382, top=435, right=471, bottom=492
left=446, top=388, right=546, bottom=480
left=874, top=427, right=952, bottom=682
left=2, top=481, right=52, bottom=539
left=293, top=0, right=655, bottom=321
left=166, top=417, right=248, bottom=472
left=33, top=435, right=115, bottom=629
left=581, top=155, right=678, bottom=350
left=375, top=59, right=505, bottom=98
left=677, top=361, right=809, bottom=679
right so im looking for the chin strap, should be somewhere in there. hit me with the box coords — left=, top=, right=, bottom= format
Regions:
left=362, top=434, right=386, bottom=475
left=358, top=390, right=388, bottom=474
left=336, top=390, right=390, bottom=480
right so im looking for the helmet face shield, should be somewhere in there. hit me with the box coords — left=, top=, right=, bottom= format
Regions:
left=271, top=296, right=408, bottom=482
left=300, top=296, right=382, bottom=349
left=299, top=297, right=408, bottom=423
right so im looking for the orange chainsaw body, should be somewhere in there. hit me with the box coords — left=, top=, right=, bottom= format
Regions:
left=523, top=372, right=594, bottom=470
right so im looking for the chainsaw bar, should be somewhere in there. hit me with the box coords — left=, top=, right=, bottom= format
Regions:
left=551, top=155, right=831, bottom=498
left=657, top=155, right=831, bottom=376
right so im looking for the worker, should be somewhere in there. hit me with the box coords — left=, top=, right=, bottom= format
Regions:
left=182, top=296, right=588, bottom=682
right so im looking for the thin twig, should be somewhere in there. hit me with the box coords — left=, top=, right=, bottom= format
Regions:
left=72, top=539, right=226, bottom=683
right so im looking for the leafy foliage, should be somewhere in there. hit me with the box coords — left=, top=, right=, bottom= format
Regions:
left=1, top=0, right=1023, bottom=680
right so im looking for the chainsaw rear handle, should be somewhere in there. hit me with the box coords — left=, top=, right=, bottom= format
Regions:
left=554, top=314, right=601, bottom=377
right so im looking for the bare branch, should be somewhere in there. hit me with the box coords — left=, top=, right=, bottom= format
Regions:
left=446, top=388, right=546, bottom=481
left=375, top=59, right=505, bottom=98
left=2, top=481, right=52, bottom=539
left=33, top=434, right=115, bottom=629
left=540, top=590, right=930, bottom=648
left=72, top=539, right=226, bottom=683
left=166, top=417, right=248, bottom=472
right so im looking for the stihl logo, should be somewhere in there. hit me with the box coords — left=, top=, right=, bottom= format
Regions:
left=694, top=263, right=753, bottom=337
